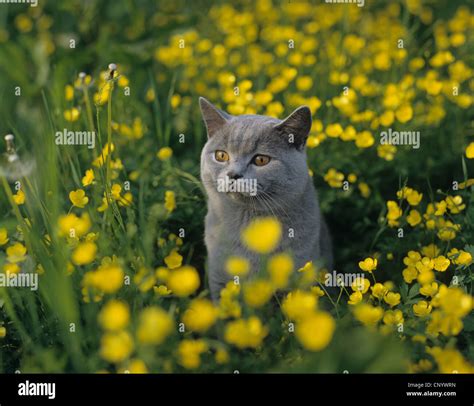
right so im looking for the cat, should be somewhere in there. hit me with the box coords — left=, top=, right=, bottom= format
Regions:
left=199, top=97, right=333, bottom=301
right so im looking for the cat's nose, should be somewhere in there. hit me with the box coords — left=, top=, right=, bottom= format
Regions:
left=227, top=171, right=243, bottom=180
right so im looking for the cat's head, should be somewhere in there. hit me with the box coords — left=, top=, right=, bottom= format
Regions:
left=200, top=97, right=312, bottom=209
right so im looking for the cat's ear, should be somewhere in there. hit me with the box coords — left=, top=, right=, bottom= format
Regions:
left=199, top=97, right=230, bottom=138
left=274, top=106, right=312, bottom=149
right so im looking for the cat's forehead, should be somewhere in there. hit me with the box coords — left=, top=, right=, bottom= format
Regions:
left=218, top=115, right=284, bottom=153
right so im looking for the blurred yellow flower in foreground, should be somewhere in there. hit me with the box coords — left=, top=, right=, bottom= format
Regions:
left=99, top=300, right=130, bottom=331
left=241, top=217, right=281, bottom=254
left=353, top=304, right=384, bottom=326
left=4, top=263, right=20, bottom=274
left=6, top=242, right=27, bottom=263
left=427, top=347, right=473, bottom=373
left=267, top=253, right=293, bottom=288
left=166, top=266, right=200, bottom=297
left=0, top=228, right=8, bottom=245
left=100, top=331, right=134, bottom=363
left=383, top=310, right=404, bottom=325
left=243, top=279, right=274, bottom=308
left=282, top=290, right=317, bottom=321
left=137, top=307, right=173, bottom=345
left=225, top=256, right=250, bottom=277
left=296, top=311, right=335, bottom=351
left=64, top=107, right=80, bottom=122
left=58, top=213, right=91, bottom=238
left=72, top=242, right=97, bottom=265
left=182, top=298, right=218, bottom=333
left=224, top=317, right=268, bottom=349
left=178, top=339, right=208, bottom=369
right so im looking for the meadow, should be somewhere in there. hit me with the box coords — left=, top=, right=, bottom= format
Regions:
left=0, top=0, right=473, bottom=373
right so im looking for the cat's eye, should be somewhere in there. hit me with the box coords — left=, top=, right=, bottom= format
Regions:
left=214, top=150, right=229, bottom=162
left=253, top=155, right=271, bottom=166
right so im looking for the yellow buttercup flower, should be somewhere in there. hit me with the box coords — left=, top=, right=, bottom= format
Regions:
left=72, top=242, right=97, bottom=265
left=413, top=300, right=432, bottom=317
left=65, top=85, right=74, bottom=101
left=456, top=251, right=472, bottom=266
left=407, top=209, right=422, bottom=226
left=82, top=169, right=95, bottom=187
left=353, top=304, right=384, bottom=326
left=166, top=266, right=200, bottom=297
left=427, top=347, right=473, bottom=374
left=384, top=292, right=401, bottom=307
left=178, top=339, right=208, bottom=369
left=406, top=190, right=423, bottom=206
left=386, top=201, right=402, bottom=226
left=241, top=217, right=281, bottom=254
left=433, top=285, right=472, bottom=319
left=182, top=298, right=218, bottom=333
left=421, top=244, right=440, bottom=258
left=395, top=104, right=413, bottom=123
left=0, top=228, right=8, bottom=245
left=100, top=331, right=134, bottom=363
left=6, top=242, right=27, bottom=263
left=383, top=309, right=404, bottom=325
left=4, top=263, right=20, bottom=274
left=137, top=307, right=173, bottom=345
left=64, top=107, right=80, bottom=122
left=433, top=256, right=450, bottom=272
left=351, top=276, right=370, bottom=294
left=164, top=250, right=183, bottom=269
left=295, top=311, right=335, bottom=351
left=267, top=253, right=293, bottom=288
left=157, top=147, right=173, bottom=161
left=154, top=285, right=172, bottom=296
left=98, top=300, right=130, bottom=331
left=358, top=182, right=371, bottom=198
left=403, top=267, right=418, bottom=284
left=122, top=359, right=148, bottom=374
left=58, top=212, right=91, bottom=238
left=355, top=131, right=374, bottom=148
left=358, top=257, right=377, bottom=273
left=224, top=317, right=268, bottom=349
left=243, top=279, right=274, bottom=308
left=466, top=142, right=474, bottom=159
left=225, top=256, right=250, bottom=277
left=348, top=291, right=363, bottom=305
left=445, top=195, right=465, bottom=214
left=282, top=290, right=317, bottom=321
left=325, top=123, right=343, bottom=138
left=164, top=190, right=176, bottom=213
left=324, top=168, right=344, bottom=188
left=215, top=348, right=229, bottom=364
left=13, top=189, right=25, bottom=205
left=420, top=282, right=439, bottom=297
left=296, top=76, right=313, bottom=91
left=69, top=189, right=89, bottom=208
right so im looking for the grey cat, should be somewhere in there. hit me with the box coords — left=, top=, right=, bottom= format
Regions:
left=199, top=97, right=333, bottom=301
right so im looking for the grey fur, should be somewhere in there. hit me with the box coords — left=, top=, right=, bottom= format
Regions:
left=199, top=97, right=333, bottom=300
